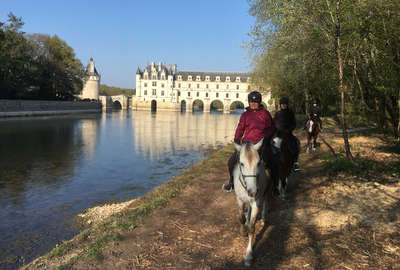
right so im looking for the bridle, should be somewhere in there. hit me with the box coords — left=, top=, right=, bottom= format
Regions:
left=238, top=158, right=259, bottom=191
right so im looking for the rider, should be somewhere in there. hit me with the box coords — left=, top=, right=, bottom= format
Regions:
left=222, top=91, right=278, bottom=192
left=274, top=96, right=300, bottom=172
left=305, top=100, right=322, bottom=130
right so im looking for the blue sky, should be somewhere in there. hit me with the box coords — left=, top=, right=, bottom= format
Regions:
left=1, top=0, right=255, bottom=89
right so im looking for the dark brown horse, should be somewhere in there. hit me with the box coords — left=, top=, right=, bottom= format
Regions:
left=305, top=115, right=321, bottom=153
left=275, top=133, right=296, bottom=199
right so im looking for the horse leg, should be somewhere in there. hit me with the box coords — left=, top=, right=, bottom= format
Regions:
left=244, top=203, right=259, bottom=267
left=237, top=200, right=247, bottom=236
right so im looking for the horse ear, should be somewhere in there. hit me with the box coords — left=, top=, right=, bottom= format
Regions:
left=253, top=138, right=264, bottom=151
left=233, top=142, right=241, bottom=152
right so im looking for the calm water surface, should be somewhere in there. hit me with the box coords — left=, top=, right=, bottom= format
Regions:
left=0, top=110, right=241, bottom=269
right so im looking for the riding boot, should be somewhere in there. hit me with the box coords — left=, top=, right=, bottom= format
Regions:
left=223, top=151, right=237, bottom=192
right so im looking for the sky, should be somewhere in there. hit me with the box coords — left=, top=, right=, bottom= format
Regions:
left=1, top=0, right=255, bottom=89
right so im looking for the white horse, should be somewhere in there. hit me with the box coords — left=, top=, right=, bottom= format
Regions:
left=233, top=139, right=273, bottom=267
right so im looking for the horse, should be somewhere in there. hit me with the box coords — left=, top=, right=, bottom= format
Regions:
left=305, top=114, right=321, bottom=153
left=272, top=133, right=298, bottom=199
left=232, top=139, right=273, bottom=267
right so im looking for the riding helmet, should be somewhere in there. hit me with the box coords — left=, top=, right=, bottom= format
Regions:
left=312, top=99, right=318, bottom=105
left=248, top=91, right=262, bottom=104
left=279, top=96, right=289, bottom=105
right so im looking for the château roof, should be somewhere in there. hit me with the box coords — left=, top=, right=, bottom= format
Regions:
left=85, top=58, right=100, bottom=77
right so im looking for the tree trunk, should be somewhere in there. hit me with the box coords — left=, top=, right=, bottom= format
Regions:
left=335, top=0, right=353, bottom=160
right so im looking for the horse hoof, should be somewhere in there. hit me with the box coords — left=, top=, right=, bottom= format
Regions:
left=244, top=257, right=253, bottom=267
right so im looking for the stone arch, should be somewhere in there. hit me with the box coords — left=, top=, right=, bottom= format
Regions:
left=180, top=100, right=186, bottom=112
left=210, top=99, right=223, bottom=112
left=192, top=99, right=204, bottom=112
left=229, top=101, right=245, bottom=114
left=113, top=100, right=122, bottom=109
left=151, top=100, right=157, bottom=112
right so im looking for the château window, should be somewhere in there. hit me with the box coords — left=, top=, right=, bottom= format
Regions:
left=152, top=75, right=157, bottom=80
left=161, top=84, right=164, bottom=88
left=206, top=92, right=209, bottom=97
left=144, top=75, right=148, bottom=80
left=216, top=84, right=219, bottom=89
left=188, top=83, right=191, bottom=88
left=144, top=83, right=147, bottom=87
left=144, top=90, right=147, bottom=95
left=161, top=90, right=165, bottom=96
left=161, top=75, right=165, bottom=80
left=236, top=77, right=240, bottom=82
left=152, top=81, right=157, bottom=87
left=236, top=85, right=239, bottom=90
left=206, top=84, right=209, bottom=89
left=236, top=93, right=239, bottom=98
left=197, top=92, right=199, bottom=97
left=216, top=76, right=220, bottom=81
left=216, top=93, right=219, bottom=97
left=188, top=92, right=191, bottom=97
left=226, top=77, right=230, bottom=82
left=178, top=83, right=181, bottom=88
left=197, top=84, right=200, bottom=89
left=188, top=75, right=192, bottom=81
left=226, top=93, right=229, bottom=98
left=178, top=91, right=181, bottom=96
left=152, top=89, right=156, bottom=95
left=196, top=76, right=201, bottom=81
left=205, top=76, right=210, bottom=81
left=178, top=75, right=182, bottom=80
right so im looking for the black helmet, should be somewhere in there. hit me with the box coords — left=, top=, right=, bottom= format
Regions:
left=312, top=100, right=318, bottom=104
left=279, top=96, right=289, bottom=105
left=248, top=91, right=262, bottom=104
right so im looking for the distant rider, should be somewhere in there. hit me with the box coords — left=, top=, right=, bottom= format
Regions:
left=305, top=100, right=322, bottom=130
left=273, top=97, right=300, bottom=172
left=222, top=91, right=279, bottom=192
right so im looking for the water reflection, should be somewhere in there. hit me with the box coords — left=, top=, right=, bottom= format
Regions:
left=0, top=111, right=240, bottom=269
left=133, top=111, right=238, bottom=160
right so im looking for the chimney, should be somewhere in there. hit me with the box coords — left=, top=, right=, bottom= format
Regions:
left=173, top=64, right=177, bottom=74
left=158, top=62, right=162, bottom=71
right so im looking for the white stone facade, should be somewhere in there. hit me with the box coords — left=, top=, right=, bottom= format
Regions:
left=81, top=58, right=100, bottom=100
left=133, top=61, right=273, bottom=113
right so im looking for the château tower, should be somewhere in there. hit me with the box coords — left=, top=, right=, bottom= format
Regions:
left=81, top=58, right=100, bottom=100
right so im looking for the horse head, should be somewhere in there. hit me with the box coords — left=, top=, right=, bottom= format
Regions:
left=233, top=139, right=264, bottom=198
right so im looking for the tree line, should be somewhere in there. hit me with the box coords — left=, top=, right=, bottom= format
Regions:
left=247, top=0, right=400, bottom=157
left=100, top=84, right=134, bottom=96
left=0, top=13, right=85, bottom=100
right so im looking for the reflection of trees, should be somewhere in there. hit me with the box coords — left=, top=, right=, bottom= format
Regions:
left=133, top=111, right=240, bottom=160
left=0, top=115, right=100, bottom=206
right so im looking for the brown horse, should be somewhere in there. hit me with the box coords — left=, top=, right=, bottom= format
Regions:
left=275, top=133, right=296, bottom=199
left=305, top=115, right=321, bottom=153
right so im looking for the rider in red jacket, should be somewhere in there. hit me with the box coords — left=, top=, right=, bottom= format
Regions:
left=223, top=91, right=278, bottom=192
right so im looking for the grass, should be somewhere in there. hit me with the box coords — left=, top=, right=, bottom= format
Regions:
left=321, top=151, right=400, bottom=183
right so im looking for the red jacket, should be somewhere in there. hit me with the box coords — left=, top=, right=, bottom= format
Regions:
left=234, top=107, right=276, bottom=144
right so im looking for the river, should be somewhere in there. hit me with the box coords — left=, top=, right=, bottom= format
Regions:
left=0, top=110, right=242, bottom=269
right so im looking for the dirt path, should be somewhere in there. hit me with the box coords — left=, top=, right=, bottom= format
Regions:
left=26, top=133, right=400, bottom=270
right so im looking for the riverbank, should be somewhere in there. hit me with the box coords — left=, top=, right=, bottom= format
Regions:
left=0, top=100, right=101, bottom=117
left=21, top=130, right=399, bottom=270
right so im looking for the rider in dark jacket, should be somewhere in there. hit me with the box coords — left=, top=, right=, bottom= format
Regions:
left=223, top=91, right=278, bottom=192
left=306, top=100, right=322, bottom=130
left=274, top=97, right=300, bottom=171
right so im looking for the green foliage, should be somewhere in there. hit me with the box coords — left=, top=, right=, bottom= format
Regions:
left=321, top=152, right=400, bottom=182
left=247, top=0, right=400, bottom=138
left=100, top=84, right=134, bottom=96
left=0, top=13, right=84, bottom=100
left=45, top=245, right=69, bottom=259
